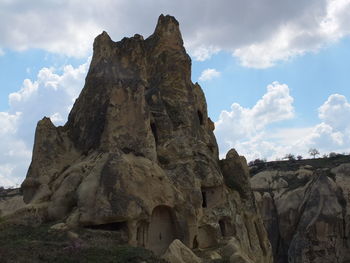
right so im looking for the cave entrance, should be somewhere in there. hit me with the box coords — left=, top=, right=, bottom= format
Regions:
left=219, top=217, right=235, bottom=237
left=147, top=205, right=176, bottom=255
left=197, top=225, right=217, bottom=248
left=150, top=122, right=158, bottom=144
left=201, top=186, right=223, bottom=209
left=192, top=235, right=199, bottom=249
left=219, top=219, right=226, bottom=236
left=202, top=191, right=207, bottom=208
left=197, top=110, right=203, bottom=125
left=136, top=221, right=149, bottom=247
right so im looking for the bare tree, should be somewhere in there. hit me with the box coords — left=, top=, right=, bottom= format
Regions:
left=309, top=148, right=320, bottom=159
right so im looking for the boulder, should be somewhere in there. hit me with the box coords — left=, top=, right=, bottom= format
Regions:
left=162, top=239, right=201, bottom=263
left=50, top=222, right=68, bottom=231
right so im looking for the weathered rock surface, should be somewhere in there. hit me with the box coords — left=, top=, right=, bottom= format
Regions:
left=252, top=164, right=350, bottom=263
left=18, top=15, right=272, bottom=261
left=0, top=188, right=25, bottom=217
left=162, top=239, right=202, bottom=263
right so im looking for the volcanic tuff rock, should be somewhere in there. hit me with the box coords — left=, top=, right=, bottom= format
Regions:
left=0, top=188, right=25, bottom=218
left=252, top=163, right=350, bottom=263
left=19, top=15, right=272, bottom=261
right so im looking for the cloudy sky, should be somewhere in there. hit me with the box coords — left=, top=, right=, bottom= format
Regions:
left=1, top=0, right=350, bottom=186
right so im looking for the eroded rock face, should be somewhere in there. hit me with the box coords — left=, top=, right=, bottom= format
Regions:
left=252, top=165, right=350, bottom=263
left=162, top=239, right=202, bottom=263
left=0, top=188, right=25, bottom=218
left=20, top=15, right=272, bottom=262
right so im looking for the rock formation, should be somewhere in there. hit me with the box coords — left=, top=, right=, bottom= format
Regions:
left=0, top=188, right=25, bottom=218
left=252, top=162, right=350, bottom=263
left=19, top=15, right=272, bottom=262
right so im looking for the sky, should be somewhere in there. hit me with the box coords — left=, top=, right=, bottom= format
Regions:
left=1, top=0, right=350, bottom=187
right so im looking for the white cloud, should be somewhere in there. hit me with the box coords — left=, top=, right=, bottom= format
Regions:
left=0, top=59, right=89, bottom=187
left=215, top=88, right=350, bottom=161
left=233, top=27, right=306, bottom=68
left=215, top=81, right=294, bottom=158
left=0, top=48, right=4, bottom=56
left=233, top=0, right=350, bottom=68
left=318, top=94, right=350, bottom=131
left=1, top=0, right=350, bottom=67
left=0, top=112, right=20, bottom=135
left=297, top=94, right=350, bottom=152
left=192, top=46, right=220, bottom=61
left=199, top=68, right=221, bottom=81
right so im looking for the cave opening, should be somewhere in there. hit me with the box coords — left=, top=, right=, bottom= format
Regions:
left=193, top=235, right=198, bottom=249
left=219, top=219, right=226, bottom=236
left=197, top=110, right=203, bottom=125
left=148, top=205, right=177, bottom=255
left=202, top=191, right=207, bottom=208
left=150, top=122, right=158, bottom=144
left=137, top=221, right=149, bottom=247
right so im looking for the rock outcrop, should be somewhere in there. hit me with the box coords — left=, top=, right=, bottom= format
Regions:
left=0, top=188, right=25, bottom=218
left=162, top=239, right=202, bottom=263
left=252, top=163, right=350, bottom=263
left=18, top=15, right=272, bottom=261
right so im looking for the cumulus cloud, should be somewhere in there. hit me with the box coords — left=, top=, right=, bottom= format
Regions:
left=318, top=94, right=350, bottom=131
left=0, top=60, right=89, bottom=187
left=297, top=94, right=350, bottom=152
left=215, top=82, right=294, bottom=158
left=1, top=0, right=350, bottom=67
left=192, top=46, right=220, bottom=61
left=215, top=88, right=350, bottom=161
left=199, top=68, right=221, bottom=81
left=233, top=0, right=350, bottom=68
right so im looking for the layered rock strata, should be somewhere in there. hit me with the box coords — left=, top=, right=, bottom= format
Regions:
left=20, top=15, right=272, bottom=262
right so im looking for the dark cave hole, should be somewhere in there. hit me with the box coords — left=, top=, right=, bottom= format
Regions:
left=197, top=110, right=203, bottom=125
left=202, top=191, right=207, bottom=208
left=193, top=235, right=198, bottom=249
left=151, top=122, right=158, bottom=144
left=219, top=219, right=226, bottom=237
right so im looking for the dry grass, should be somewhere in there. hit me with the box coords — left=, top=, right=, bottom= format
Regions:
left=0, top=223, right=167, bottom=263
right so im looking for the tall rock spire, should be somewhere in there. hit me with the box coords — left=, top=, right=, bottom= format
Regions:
left=152, top=14, right=184, bottom=47
left=20, top=15, right=272, bottom=261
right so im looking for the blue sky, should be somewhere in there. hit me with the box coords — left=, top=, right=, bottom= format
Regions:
left=1, top=0, right=350, bottom=186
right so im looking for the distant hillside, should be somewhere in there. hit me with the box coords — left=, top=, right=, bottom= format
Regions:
left=249, top=154, right=350, bottom=176
left=0, top=187, right=21, bottom=200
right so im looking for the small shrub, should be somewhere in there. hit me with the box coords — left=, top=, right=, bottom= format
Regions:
left=283, top=154, right=296, bottom=161
left=248, top=158, right=266, bottom=166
